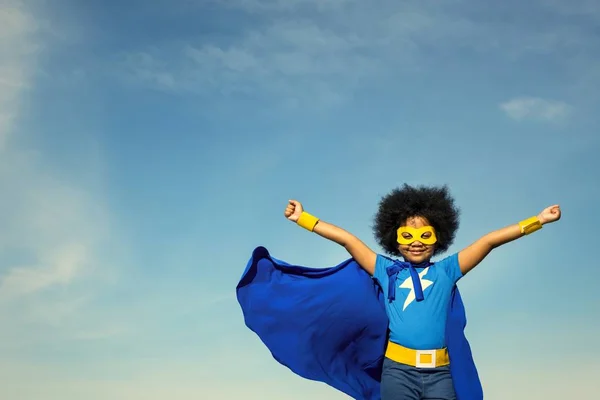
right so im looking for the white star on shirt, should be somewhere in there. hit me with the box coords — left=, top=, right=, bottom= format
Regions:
left=399, top=267, right=433, bottom=311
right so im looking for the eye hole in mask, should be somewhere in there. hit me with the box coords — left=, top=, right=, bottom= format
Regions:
left=396, top=226, right=437, bottom=245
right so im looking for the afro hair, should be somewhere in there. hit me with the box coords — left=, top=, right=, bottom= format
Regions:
left=373, top=184, right=460, bottom=257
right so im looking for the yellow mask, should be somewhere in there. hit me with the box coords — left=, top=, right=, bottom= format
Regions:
left=396, top=226, right=437, bottom=245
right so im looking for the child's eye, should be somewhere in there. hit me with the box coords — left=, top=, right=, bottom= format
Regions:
left=402, top=233, right=413, bottom=239
left=422, top=232, right=431, bottom=238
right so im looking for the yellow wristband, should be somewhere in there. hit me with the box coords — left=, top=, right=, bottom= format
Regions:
left=297, top=212, right=319, bottom=232
left=519, top=216, right=542, bottom=235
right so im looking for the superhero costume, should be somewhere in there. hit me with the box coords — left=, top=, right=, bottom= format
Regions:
left=236, top=246, right=483, bottom=400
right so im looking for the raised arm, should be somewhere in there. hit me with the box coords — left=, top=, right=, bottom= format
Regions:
left=285, top=200, right=377, bottom=275
left=458, top=204, right=561, bottom=275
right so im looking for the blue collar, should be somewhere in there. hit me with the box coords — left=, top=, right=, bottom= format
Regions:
left=385, top=260, right=432, bottom=303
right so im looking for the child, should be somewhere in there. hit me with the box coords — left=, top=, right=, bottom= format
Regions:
left=284, top=184, right=561, bottom=400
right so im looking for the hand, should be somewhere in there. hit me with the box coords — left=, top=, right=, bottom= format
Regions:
left=537, top=204, right=561, bottom=225
left=284, top=199, right=304, bottom=222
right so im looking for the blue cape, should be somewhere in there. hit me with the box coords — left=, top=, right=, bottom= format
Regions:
left=236, top=246, right=483, bottom=400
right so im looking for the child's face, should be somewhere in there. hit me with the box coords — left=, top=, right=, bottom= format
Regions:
left=397, top=216, right=436, bottom=264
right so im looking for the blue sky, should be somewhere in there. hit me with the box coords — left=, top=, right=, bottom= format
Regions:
left=1, top=0, right=599, bottom=399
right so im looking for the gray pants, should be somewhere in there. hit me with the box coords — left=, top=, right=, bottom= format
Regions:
left=380, top=357, right=457, bottom=400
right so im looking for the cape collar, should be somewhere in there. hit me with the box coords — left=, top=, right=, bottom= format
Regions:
left=385, top=260, right=433, bottom=303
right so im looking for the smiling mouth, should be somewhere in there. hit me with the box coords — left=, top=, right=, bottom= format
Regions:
left=409, top=249, right=425, bottom=254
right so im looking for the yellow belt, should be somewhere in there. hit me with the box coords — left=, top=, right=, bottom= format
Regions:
left=385, top=341, right=450, bottom=368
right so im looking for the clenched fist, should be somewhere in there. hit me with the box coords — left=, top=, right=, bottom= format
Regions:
left=537, top=204, right=561, bottom=224
left=285, top=200, right=304, bottom=222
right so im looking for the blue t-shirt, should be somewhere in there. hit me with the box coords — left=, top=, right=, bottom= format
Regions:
left=373, top=253, right=463, bottom=350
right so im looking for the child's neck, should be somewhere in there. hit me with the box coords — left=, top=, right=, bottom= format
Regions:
left=403, top=259, right=432, bottom=268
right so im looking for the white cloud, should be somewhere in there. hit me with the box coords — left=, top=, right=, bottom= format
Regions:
left=0, top=244, right=86, bottom=298
left=118, top=0, right=600, bottom=109
left=499, top=97, right=572, bottom=122
left=118, top=3, right=480, bottom=105
left=0, top=3, right=37, bottom=149
left=121, top=19, right=380, bottom=107
left=0, top=1, right=126, bottom=355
